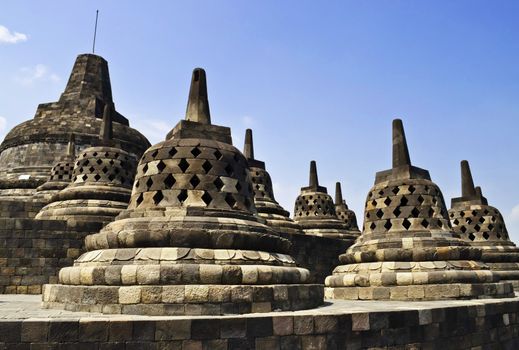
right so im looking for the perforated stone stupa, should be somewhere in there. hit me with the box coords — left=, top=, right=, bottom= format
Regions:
left=42, top=68, right=323, bottom=315
left=243, top=129, right=302, bottom=235
left=0, top=53, right=149, bottom=190
left=324, top=119, right=513, bottom=300
left=35, top=104, right=137, bottom=225
left=293, top=161, right=358, bottom=240
left=334, top=182, right=359, bottom=231
left=449, top=160, right=519, bottom=287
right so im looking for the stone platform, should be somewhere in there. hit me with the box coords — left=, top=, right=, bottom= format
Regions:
left=1, top=294, right=519, bottom=349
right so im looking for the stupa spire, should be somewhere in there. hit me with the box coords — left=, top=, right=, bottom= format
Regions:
left=244, top=128, right=254, bottom=160
left=461, top=160, right=477, bottom=198
left=475, top=186, right=483, bottom=198
left=185, top=68, right=211, bottom=124
left=99, top=103, right=113, bottom=145
left=67, top=134, right=76, bottom=158
left=392, top=119, right=411, bottom=168
left=309, top=160, right=319, bottom=187
left=335, top=182, right=343, bottom=205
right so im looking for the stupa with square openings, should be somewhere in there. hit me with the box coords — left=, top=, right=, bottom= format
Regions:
left=42, top=68, right=323, bottom=315
left=324, top=119, right=513, bottom=300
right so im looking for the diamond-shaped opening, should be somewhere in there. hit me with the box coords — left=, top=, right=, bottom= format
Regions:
left=169, top=147, right=178, bottom=157
left=371, top=200, right=377, bottom=206
left=408, top=185, right=416, bottom=194
left=474, top=224, right=481, bottom=232
left=479, top=217, right=485, bottom=223
left=466, top=218, right=472, bottom=224
left=94, top=174, right=101, bottom=181
left=201, top=191, right=212, bottom=205
left=96, top=158, right=103, bottom=165
left=460, top=226, right=467, bottom=233
left=236, top=182, right=242, bottom=192
left=488, top=224, right=494, bottom=230
left=153, top=191, right=164, bottom=204
left=393, top=207, right=402, bottom=217
left=402, top=218, right=411, bottom=230
left=224, top=163, right=234, bottom=176
left=453, top=218, right=459, bottom=225
left=411, top=207, right=420, bottom=218
left=471, top=210, right=477, bottom=216
left=400, top=196, right=409, bottom=206
left=392, top=187, right=400, bottom=195
left=421, top=219, right=429, bottom=228
left=450, top=213, right=454, bottom=218
left=164, top=174, right=176, bottom=189
left=178, top=158, right=190, bottom=173
left=417, top=195, right=424, bottom=204
left=384, top=197, right=392, bottom=206
left=460, top=211, right=465, bottom=217
left=109, top=159, right=115, bottom=165
left=191, top=147, right=202, bottom=158
left=151, top=150, right=159, bottom=158
left=79, top=167, right=84, bottom=173
left=468, top=233, right=476, bottom=241
left=114, top=153, right=120, bottom=159
left=142, top=164, right=149, bottom=174
left=145, top=177, right=154, bottom=189
left=378, top=190, right=385, bottom=196
left=214, top=177, right=224, bottom=191
left=225, top=193, right=236, bottom=208
left=93, top=152, right=98, bottom=157
left=190, top=175, right=201, bottom=188
left=202, top=160, right=213, bottom=174
left=384, top=219, right=392, bottom=230
left=102, top=166, right=108, bottom=173
left=81, top=174, right=88, bottom=181
left=177, top=189, right=188, bottom=203
left=483, top=232, right=490, bottom=240
left=369, top=222, right=377, bottom=230
left=157, top=160, right=166, bottom=172
left=483, top=209, right=489, bottom=215
left=135, top=193, right=144, bottom=206
left=108, top=174, right=115, bottom=181
left=214, top=149, right=223, bottom=160
left=376, top=209, right=384, bottom=219
left=366, top=212, right=371, bottom=218
left=89, top=166, right=95, bottom=172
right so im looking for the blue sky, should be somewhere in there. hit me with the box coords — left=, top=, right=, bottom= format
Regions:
left=2, top=1, right=519, bottom=241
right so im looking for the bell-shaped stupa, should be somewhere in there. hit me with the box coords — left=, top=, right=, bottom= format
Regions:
left=293, top=161, right=358, bottom=240
left=324, top=119, right=513, bottom=300
left=35, top=104, right=136, bottom=225
left=334, top=182, right=360, bottom=232
left=243, top=129, right=302, bottom=235
left=449, top=160, right=519, bottom=287
left=42, top=68, right=322, bottom=315
left=34, top=133, right=77, bottom=200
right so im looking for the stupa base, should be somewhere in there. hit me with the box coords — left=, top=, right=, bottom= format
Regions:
left=324, top=282, right=514, bottom=301
left=42, top=283, right=324, bottom=315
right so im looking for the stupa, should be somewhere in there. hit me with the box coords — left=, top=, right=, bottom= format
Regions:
left=243, top=129, right=302, bottom=235
left=334, top=182, right=360, bottom=231
left=449, top=160, right=519, bottom=287
left=35, top=104, right=137, bottom=225
left=0, top=54, right=149, bottom=192
left=293, top=161, right=358, bottom=240
left=42, top=68, right=323, bottom=315
left=34, top=134, right=77, bottom=200
left=324, top=119, right=513, bottom=300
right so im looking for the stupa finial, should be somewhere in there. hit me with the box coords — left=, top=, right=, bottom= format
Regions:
left=244, top=129, right=254, bottom=160
left=100, top=103, right=113, bottom=145
left=335, top=182, right=343, bottom=205
left=461, top=160, right=477, bottom=198
left=309, top=160, right=319, bottom=187
left=475, top=186, right=483, bottom=198
left=67, top=133, right=76, bottom=158
left=392, top=119, right=411, bottom=168
left=185, top=68, right=211, bottom=124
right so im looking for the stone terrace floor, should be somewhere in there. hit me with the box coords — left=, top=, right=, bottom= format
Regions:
left=2, top=294, right=518, bottom=320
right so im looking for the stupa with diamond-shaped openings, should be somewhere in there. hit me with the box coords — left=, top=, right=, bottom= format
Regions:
left=324, top=119, right=513, bottom=300
left=35, top=104, right=136, bottom=225
left=449, top=160, right=519, bottom=288
left=293, top=161, right=358, bottom=240
left=334, top=182, right=360, bottom=232
left=42, top=68, right=323, bottom=315
left=243, top=128, right=302, bottom=235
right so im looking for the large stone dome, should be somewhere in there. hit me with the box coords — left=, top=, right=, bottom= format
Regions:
left=0, top=54, right=150, bottom=186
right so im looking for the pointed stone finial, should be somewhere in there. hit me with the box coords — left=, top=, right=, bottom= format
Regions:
left=461, top=160, right=477, bottom=198
left=185, top=68, right=211, bottom=124
left=100, top=103, right=113, bottom=145
left=309, top=160, right=319, bottom=187
left=392, top=119, right=411, bottom=168
left=335, top=182, right=343, bottom=205
left=67, top=134, right=76, bottom=158
left=244, top=129, right=254, bottom=160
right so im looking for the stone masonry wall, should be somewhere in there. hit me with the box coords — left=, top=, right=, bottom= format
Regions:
left=0, top=218, right=101, bottom=294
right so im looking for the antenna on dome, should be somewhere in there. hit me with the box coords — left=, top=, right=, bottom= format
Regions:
left=92, top=10, right=99, bottom=54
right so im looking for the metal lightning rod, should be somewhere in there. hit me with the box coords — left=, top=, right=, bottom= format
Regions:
left=92, top=10, right=99, bottom=53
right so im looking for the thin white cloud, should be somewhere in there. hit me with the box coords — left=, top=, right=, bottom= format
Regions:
left=14, top=64, right=60, bottom=86
left=0, top=25, right=28, bottom=44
